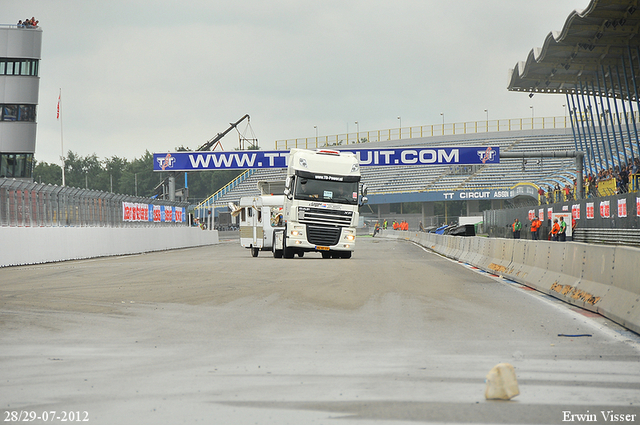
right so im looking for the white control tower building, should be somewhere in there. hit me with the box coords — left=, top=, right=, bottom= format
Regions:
left=0, top=22, right=42, bottom=180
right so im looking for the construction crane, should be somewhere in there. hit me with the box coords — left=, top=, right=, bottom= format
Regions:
left=197, top=114, right=258, bottom=151
left=154, top=114, right=258, bottom=202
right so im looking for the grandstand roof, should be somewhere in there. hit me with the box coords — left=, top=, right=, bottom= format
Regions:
left=507, top=0, right=640, bottom=98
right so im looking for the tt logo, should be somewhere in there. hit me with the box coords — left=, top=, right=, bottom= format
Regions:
left=478, top=148, right=497, bottom=163
left=157, top=154, right=175, bottom=170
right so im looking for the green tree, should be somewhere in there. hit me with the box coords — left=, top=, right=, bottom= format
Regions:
left=102, top=156, right=129, bottom=193
left=63, top=151, right=103, bottom=190
left=33, top=161, right=62, bottom=185
left=34, top=149, right=247, bottom=201
left=119, top=151, right=157, bottom=197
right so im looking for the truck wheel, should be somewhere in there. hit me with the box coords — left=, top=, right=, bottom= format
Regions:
left=341, top=251, right=352, bottom=259
left=282, top=229, right=295, bottom=259
left=283, top=242, right=295, bottom=259
left=297, top=251, right=304, bottom=258
left=251, top=247, right=259, bottom=257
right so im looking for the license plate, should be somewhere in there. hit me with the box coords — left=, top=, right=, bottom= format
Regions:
left=316, top=246, right=330, bottom=251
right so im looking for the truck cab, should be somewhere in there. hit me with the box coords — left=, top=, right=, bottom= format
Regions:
left=273, top=148, right=367, bottom=259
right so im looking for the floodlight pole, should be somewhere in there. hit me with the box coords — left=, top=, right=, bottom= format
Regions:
left=499, top=151, right=584, bottom=199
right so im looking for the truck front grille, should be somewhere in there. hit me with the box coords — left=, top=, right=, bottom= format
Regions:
left=306, top=225, right=341, bottom=246
left=297, top=207, right=353, bottom=227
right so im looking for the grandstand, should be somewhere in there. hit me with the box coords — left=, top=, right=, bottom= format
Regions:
left=206, top=127, right=579, bottom=212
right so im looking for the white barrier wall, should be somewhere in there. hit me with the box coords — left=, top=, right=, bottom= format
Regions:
left=0, top=227, right=219, bottom=267
left=384, top=230, right=640, bottom=335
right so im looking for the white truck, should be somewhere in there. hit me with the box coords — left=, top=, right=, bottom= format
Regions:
left=234, top=194, right=285, bottom=257
left=272, top=148, right=367, bottom=259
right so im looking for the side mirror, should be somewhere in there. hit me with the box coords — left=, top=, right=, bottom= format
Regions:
left=284, top=176, right=294, bottom=199
left=362, top=184, right=368, bottom=196
left=283, top=176, right=294, bottom=199
left=360, top=196, right=368, bottom=206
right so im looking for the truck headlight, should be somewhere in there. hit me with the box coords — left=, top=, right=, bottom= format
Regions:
left=291, top=230, right=303, bottom=236
left=344, top=234, right=355, bottom=241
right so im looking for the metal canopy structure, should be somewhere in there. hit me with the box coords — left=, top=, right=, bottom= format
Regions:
left=508, top=0, right=639, bottom=97
left=508, top=0, right=640, bottom=176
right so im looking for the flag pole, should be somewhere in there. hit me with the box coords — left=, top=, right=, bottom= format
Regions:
left=57, top=88, right=65, bottom=186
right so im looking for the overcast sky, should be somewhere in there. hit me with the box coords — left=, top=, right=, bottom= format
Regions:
left=4, top=0, right=590, bottom=164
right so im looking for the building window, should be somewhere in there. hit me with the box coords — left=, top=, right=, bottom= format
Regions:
left=0, top=153, right=34, bottom=178
left=0, top=59, right=39, bottom=76
left=1, top=104, right=36, bottom=122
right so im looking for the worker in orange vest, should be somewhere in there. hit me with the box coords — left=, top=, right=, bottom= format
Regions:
left=530, top=217, right=541, bottom=240
left=549, top=218, right=560, bottom=241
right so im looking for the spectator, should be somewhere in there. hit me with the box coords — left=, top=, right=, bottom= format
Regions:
left=554, top=183, right=561, bottom=202
left=512, top=218, right=522, bottom=239
left=558, top=216, right=567, bottom=242
left=620, top=165, right=629, bottom=193
left=18, top=17, right=39, bottom=28
left=538, top=186, right=545, bottom=205
left=632, top=159, right=640, bottom=191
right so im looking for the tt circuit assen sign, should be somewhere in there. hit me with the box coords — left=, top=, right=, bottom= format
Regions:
left=153, top=147, right=499, bottom=171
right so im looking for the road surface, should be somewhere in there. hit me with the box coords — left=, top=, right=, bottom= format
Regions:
left=1, top=235, right=639, bottom=424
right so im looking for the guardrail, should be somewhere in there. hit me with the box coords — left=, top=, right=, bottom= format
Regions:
left=0, top=179, right=189, bottom=227
left=573, top=228, right=640, bottom=246
left=193, top=169, right=255, bottom=216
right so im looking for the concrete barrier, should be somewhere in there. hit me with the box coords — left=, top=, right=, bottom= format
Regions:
left=0, top=227, right=219, bottom=267
left=503, top=238, right=531, bottom=283
left=527, top=242, right=551, bottom=288
left=387, top=230, right=640, bottom=335
left=608, top=246, right=640, bottom=332
left=543, top=242, right=572, bottom=290
left=485, top=238, right=515, bottom=277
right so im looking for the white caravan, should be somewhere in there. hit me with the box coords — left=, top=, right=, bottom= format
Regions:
left=272, top=148, right=367, bottom=259
left=235, top=194, right=285, bottom=257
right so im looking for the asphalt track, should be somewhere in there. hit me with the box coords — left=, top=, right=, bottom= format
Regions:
left=1, top=235, right=639, bottom=424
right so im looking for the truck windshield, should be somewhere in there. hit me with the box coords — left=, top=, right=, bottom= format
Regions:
left=294, top=176, right=359, bottom=205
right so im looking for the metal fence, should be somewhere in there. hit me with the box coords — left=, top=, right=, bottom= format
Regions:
left=274, top=115, right=572, bottom=150
left=483, top=191, right=640, bottom=245
left=275, top=113, right=640, bottom=150
left=0, top=179, right=190, bottom=227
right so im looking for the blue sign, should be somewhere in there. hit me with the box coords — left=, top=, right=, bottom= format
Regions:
left=153, top=147, right=500, bottom=172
